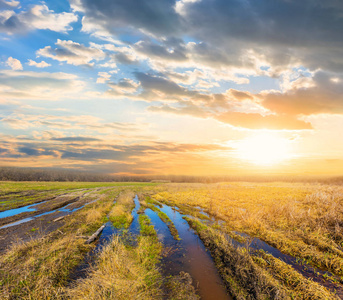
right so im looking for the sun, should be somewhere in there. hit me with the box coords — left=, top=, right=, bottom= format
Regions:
left=235, top=132, right=293, bottom=166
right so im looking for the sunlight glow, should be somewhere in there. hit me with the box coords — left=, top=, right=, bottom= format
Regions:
left=235, top=132, right=293, bottom=166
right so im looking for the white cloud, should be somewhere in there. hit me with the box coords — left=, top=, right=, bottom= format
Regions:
left=174, top=0, right=200, bottom=16
left=22, top=5, right=77, bottom=33
left=96, top=72, right=111, bottom=84
left=0, top=4, right=77, bottom=34
left=0, top=0, right=19, bottom=9
left=37, top=39, right=106, bottom=66
left=6, top=57, right=22, bottom=70
left=27, top=59, right=51, bottom=68
left=0, top=70, right=85, bottom=100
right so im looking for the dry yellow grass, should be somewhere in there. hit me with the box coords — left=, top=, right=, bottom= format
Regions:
left=68, top=212, right=163, bottom=300
left=186, top=217, right=339, bottom=300
left=152, top=182, right=343, bottom=280
left=67, top=235, right=162, bottom=300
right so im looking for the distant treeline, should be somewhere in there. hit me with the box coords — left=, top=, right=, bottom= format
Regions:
left=0, top=167, right=118, bottom=182
left=142, top=174, right=343, bottom=184
left=0, top=167, right=343, bottom=184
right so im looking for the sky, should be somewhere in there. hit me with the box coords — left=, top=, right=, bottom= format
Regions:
left=1, top=0, right=343, bottom=176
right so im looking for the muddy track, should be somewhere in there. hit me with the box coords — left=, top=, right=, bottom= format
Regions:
left=0, top=190, right=100, bottom=252
left=0, top=188, right=94, bottom=212
left=67, top=195, right=232, bottom=300
left=0, top=196, right=80, bottom=226
left=68, top=195, right=119, bottom=283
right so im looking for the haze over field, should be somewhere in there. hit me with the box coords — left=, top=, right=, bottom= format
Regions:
left=1, top=0, right=343, bottom=176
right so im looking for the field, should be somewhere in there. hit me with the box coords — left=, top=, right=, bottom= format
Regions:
left=0, top=181, right=343, bottom=299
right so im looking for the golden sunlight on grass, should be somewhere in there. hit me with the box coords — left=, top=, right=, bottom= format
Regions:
left=235, top=131, right=293, bottom=166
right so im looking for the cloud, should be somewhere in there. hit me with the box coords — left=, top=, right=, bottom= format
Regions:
left=6, top=56, right=22, bottom=70
left=27, top=59, right=51, bottom=68
left=134, top=72, right=195, bottom=97
left=52, top=137, right=101, bottom=142
left=261, top=71, right=343, bottom=115
left=0, top=135, right=232, bottom=175
left=148, top=102, right=208, bottom=118
left=96, top=72, right=111, bottom=84
left=17, top=146, right=58, bottom=157
left=215, top=112, right=312, bottom=130
left=0, top=4, right=77, bottom=34
left=1, top=113, right=144, bottom=134
left=71, top=0, right=181, bottom=37
left=0, top=70, right=85, bottom=100
left=134, top=39, right=188, bottom=62
left=0, top=0, right=19, bottom=9
left=72, top=0, right=343, bottom=73
left=37, top=39, right=106, bottom=66
left=107, top=78, right=139, bottom=94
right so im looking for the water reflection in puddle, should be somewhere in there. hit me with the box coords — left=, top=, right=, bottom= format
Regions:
left=152, top=204, right=232, bottom=300
left=0, top=201, right=47, bottom=219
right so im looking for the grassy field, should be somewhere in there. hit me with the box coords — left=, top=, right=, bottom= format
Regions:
left=0, top=181, right=342, bottom=299
left=0, top=181, right=158, bottom=211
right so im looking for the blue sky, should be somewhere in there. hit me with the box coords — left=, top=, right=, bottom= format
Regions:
left=1, top=0, right=343, bottom=176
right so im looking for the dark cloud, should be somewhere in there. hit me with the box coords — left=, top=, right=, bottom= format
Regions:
left=134, top=72, right=194, bottom=96
left=72, top=0, right=181, bottom=36
left=73, top=0, right=343, bottom=71
left=0, top=140, right=230, bottom=166
left=0, top=147, right=7, bottom=154
left=17, top=146, right=58, bottom=157
left=134, top=39, right=187, bottom=62
left=0, top=13, right=22, bottom=34
left=114, top=53, right=139, bottom=65
left=52, top=137, right=101, bottom=142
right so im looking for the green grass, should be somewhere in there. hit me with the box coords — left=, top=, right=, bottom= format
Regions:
left=0, top=181, right=158, bottom=193
left=139, top=215, right=157, bottom=237
left=109, top=190, right=135, bottom=228
left=0, top=181, right=159, bottom=211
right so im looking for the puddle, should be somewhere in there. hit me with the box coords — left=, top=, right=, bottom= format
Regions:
left=0, top=217, right=36, bottom=229
left=0, top=201, right=47, bottom=219
left=71, top=194, right=140, bottom=282
left=128, top=195, right=141, bottom=236
left=69, top=199, right=118, bottom=281
left=0, top=199, right=88, bottom=230
left=156, top=204, right=232, bottom=300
